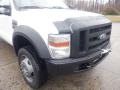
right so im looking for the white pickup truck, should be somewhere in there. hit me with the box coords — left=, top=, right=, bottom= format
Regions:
left=0, top=0, right=112, bottom=89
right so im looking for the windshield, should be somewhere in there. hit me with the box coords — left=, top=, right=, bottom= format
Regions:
left=13, top=0, right=68, bottom=9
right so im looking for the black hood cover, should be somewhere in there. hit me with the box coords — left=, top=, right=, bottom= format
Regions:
left=54, top=16, right=111, bottom=34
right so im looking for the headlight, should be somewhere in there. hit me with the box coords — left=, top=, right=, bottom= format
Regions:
left=48, top=34, right=70, bottom=59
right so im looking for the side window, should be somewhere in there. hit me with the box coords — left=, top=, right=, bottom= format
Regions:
left=0, top=0, right=10, bottom=6
left=0, top=0, right=11, bottom=16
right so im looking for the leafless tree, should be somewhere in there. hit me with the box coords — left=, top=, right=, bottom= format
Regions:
left=65, top=0, right=120, bottom=13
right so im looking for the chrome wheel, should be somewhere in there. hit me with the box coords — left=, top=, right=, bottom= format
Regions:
left=20, top=55, right=34, bottom=83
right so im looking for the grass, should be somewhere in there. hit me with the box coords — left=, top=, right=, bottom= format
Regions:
left=105, top=15, right=120, bottom=22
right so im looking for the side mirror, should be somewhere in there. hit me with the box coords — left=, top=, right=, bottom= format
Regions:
left=0, top=5, right=11, bottom=16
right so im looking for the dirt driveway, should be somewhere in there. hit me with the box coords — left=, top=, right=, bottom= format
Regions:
left=0, top=23, right=120, bottom=90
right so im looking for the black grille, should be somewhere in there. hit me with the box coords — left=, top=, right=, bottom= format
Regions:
left=89, top=25, right=111, bottom=33
left=79, top=24, right=111, bottom=55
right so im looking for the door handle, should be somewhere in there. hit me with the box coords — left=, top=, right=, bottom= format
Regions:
left=12, top=20, right=17, bottom=29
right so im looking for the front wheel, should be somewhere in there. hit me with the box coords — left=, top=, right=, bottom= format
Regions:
left=18, top=46, right=47, bottom=89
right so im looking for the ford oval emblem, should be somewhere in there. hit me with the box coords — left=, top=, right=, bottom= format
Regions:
left=99, top=33, right=107, bottom=40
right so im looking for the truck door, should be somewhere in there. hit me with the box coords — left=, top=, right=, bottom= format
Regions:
left=0, top=0, right=13, bottom=45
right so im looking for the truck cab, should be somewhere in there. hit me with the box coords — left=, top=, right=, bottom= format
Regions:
left=0, top=0, right=112, bottom=89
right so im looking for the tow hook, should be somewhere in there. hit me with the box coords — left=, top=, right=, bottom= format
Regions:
left=101, top=49, right=111, bottom=55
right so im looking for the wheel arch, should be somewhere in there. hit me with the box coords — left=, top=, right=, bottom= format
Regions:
left=13, top=25, right=51, bottom=59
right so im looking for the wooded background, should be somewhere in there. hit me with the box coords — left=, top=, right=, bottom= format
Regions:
left=64, top=0, right=120, bottom=15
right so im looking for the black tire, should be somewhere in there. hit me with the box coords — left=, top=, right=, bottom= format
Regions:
left=18, top=46, right=47, bottom=89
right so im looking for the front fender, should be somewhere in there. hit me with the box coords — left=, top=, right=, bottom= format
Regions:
left=13, top=25, right=51, bottom=59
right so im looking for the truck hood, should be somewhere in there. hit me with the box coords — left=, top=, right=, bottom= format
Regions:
left=16, top=9, right=102, bottom=22
left=15, top=9, right=104, bottom=34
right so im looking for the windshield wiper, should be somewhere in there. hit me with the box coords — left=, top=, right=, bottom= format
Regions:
left=48, top=6, right=67, bottom=9
left=20, top=6, right=42, bottom=9
left=19, top=6, right=67, bottom=10
left=39, top=6, right=66, bottom=9
left=50, top=6, right=65, bottom=9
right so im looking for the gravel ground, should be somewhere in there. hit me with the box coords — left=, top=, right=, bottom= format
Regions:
left=0, top=23, right=120, bottom=90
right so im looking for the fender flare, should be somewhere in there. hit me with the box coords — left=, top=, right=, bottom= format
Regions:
left=13, top=25, right=51, bottom=59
